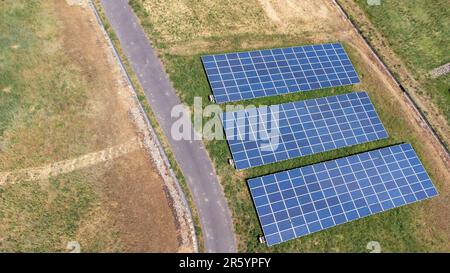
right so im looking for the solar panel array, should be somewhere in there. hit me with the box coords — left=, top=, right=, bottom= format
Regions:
left=201, top=42, right=435, bottom=246
left=221, top=92, right=388, bottom=170
left=202, top=43, right=360, bottom=103
left=247, top=143, right=438, bottom=246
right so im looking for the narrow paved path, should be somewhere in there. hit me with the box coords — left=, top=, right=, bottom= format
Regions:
left=99, top=0, right=236, bottom=253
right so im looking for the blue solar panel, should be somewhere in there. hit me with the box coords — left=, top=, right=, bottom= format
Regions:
left=202, top=43, right=360, bottom=103
left=221, top=92, right=388, bottom=170
left=247, top=143, right=438, bottom=246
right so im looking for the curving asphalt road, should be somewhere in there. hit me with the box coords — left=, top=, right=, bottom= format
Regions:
left=99, top=0, right=236, bottom=253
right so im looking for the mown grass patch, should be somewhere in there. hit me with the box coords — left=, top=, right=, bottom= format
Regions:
left=0, top=169, right=121, bottom=252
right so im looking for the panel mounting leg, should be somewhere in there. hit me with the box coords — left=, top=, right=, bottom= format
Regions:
left=228, top=158, right=235, bottom=167
left=258, top=236, right=266, bottom=244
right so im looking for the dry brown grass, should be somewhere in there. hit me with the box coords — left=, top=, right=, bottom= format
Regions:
left=0, top=0, right=183, bottom=252
left=142, top=0, right=272, bottom=43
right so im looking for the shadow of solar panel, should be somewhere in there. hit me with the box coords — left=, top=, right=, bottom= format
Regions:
left=221, top=92, right=388, bottom=170
left=202, top=43, right=360, bottom=103
left=247, top=143, right=439, bottom=246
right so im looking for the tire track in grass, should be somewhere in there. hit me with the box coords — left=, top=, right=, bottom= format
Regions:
left=0, top=137, right=142, bottom=186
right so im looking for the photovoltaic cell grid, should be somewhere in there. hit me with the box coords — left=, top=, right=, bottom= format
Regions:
left=202, top=43, right=360, bottom=103
left=247, top=144, right=439, bottom=246
left=221, top=92, right=388, bottom=170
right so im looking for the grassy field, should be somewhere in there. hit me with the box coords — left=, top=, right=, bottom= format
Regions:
left=128, top=0, right=450, bottom=252
left=352, top=0, right=450, bottom=134
left=0, top=0, right=119, bottom=252
left=0, top=0, right=180, bottom=252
